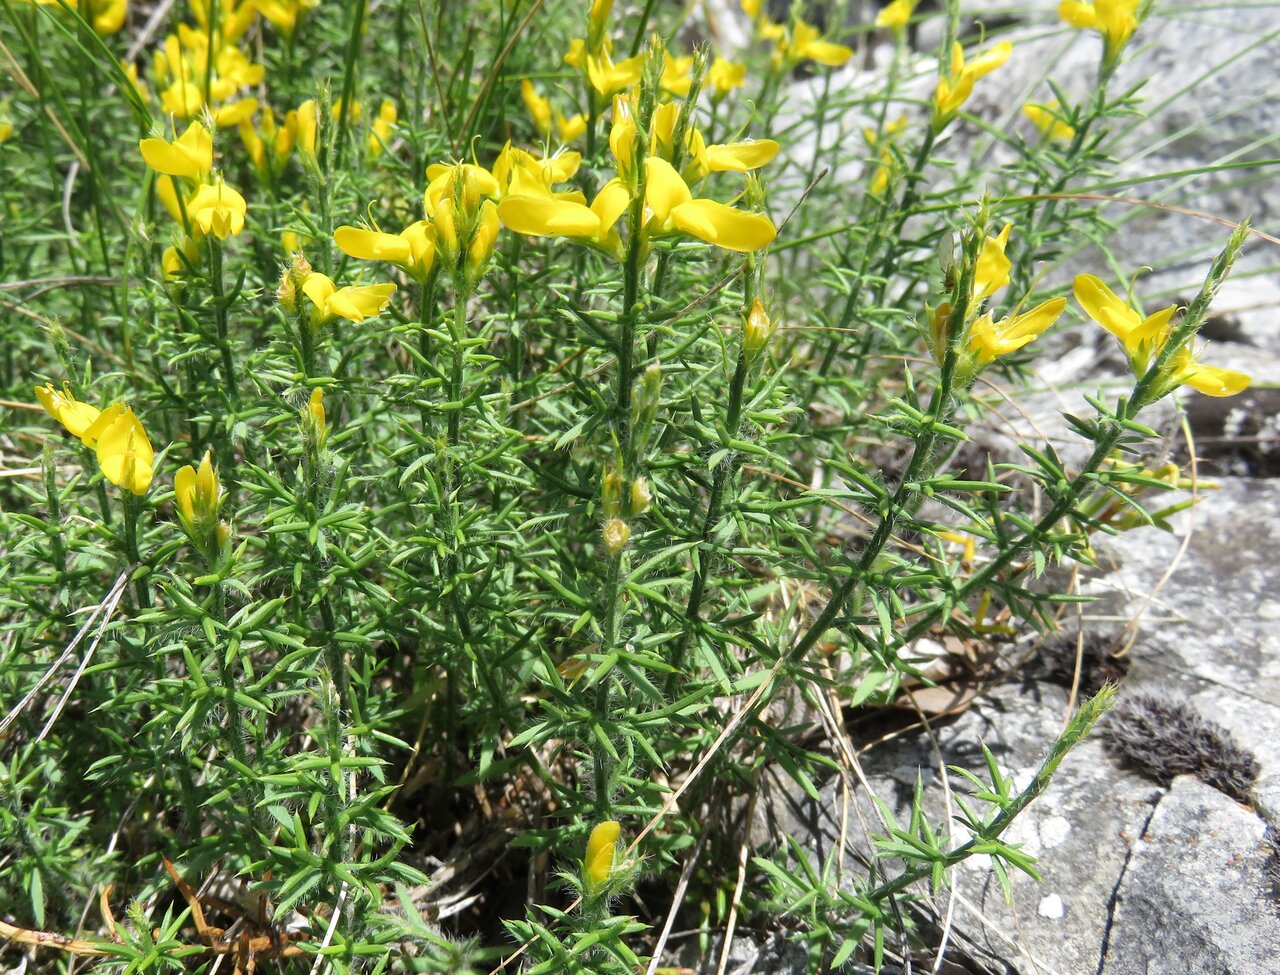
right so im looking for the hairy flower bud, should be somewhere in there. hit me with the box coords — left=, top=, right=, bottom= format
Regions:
left=602, top=517, right=630, bottom=557
left=629, top=477, right=652, bottom=515
left=743, top=298, right=774, bottom=361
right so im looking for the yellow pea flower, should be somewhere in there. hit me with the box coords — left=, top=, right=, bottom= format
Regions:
left=294, top=99, right=319, bottom=161
left=1072, top=273, right=1250, bottom=396
left=35, top=383, right=101, bottom=440
left=1024, top=101, right=1076, bottom=143
left=1059, top=0, right=1139, bottom=65
left=492, top=144, right=583, bottom=201
left=82, top=404, right=155, bottom=496
left=876, top=0, right=917, bottom=35
left=659, top=53, right=694, bottom=98
left=557, top=111, right=588, bottom=143
left=331, top=97, right=362, bottom=124
left=521, top=79, right=553, bottom=135
left=1163, top=346, right=1252, bottom=398
left=584, top=820, right=621, bottom=891
left=162, top=237, right=202, bottom=281
left=972, top=223, right=1013, bottom=302
left=642, top=157, right=776, bottom=253
left=933, top=41, right=1013, bottom=131
left=300, top=273, right=396, bottom=328
left=564, top=37, right=644, bottom=97
left=369, top=99, right=397, bottom=156
left=93, top=0, right=127, bottom=35
left=467, top=201, right=501, bottom=277
left=139, top=121, right=213, bottom=183
left=496, top=178, right=628, bottom=256
left=965, top=297, right=1067, bottom=371
left=256, top=0, right=318, bottom=35
left=174, top=449, right=223, bottom=542
left=335, top=221, right=436, bottom=283
left=186, top=179, right=247, bottom=239
left=649, top=103, right=780, bottom=185
left=707, top=58, right=746, bottom=100
left=773, top=18, right=854, bottom=70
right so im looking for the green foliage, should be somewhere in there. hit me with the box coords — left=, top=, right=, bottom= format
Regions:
left=0, top=0, right=1266, bottom=971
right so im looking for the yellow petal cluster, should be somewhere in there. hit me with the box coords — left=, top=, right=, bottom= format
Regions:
left=500, top=96, right=775, bottom=258
left=876, top=0, right=917, bottom=35
left=38, top=387, right=156, bottom=496
left=520, top=80, right=588, bottom=144
left=151, top=3, right=263, bottom=128
left=335, top=222, right=436, bottom=283
left=932, top=41, right=1013, bottom=130
left=174, top=450, right=227, bottom=551
left=1073, top=274, right=1250, bottom=397
left=1059, top=0, right=1140, bottom=65
left=1024, top=102, right=1076, bottom=143
left=300, top=273, right=397, bottom=329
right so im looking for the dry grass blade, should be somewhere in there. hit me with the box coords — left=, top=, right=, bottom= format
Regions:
left=0, top=571, right=130, bottom=738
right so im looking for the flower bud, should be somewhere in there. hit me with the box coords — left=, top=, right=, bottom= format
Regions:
left=174, top=449, right=224, bottom=552
left=743, top=298, right=774, bottom=360
left=584, top=820, right=621, bottom=892
left=305, top=387, right=328, bottom=450
left=277, top=267, right=297, bottom=312
left=602, top=468, right=623, bottom=519
left=629, top=477, right=651, bottom=515
left=631, top=362, right=662, bottom=456
left=928, top=301, right=952, bottom=366
left=602, top=518, right=630, bottom=557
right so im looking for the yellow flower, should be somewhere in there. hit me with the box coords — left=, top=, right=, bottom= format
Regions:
left=162, top=237, right=202, bottom=281
left=300, top=273, right=397, bottom=328
left=186, top=180, right=247, bottom=239
left=139, top=121, right=213, bottom=183
left=256, top=0, right=318, bottom=35
left=294, top=99, right=319, bottom=160
left=641, top=157, right=776, bottom=253
left=1059, top=0, right=1139, bottom=64
left=707, top=58, right=746, bottom=100
left=659, top=53, right=694, bottom=98
left=773, top=18, right=853, bottom=70
left=863, top=116, right=908, bottom=195
left=876, top=0, right=917, bottom=35
left=584, top=820, right=621, bottom=890
left=521, top=79, right=553, bottom=135
left=649, top=102, right=780, bottom=186
left=972, top=223, right=1013, bottom=303
left=558, top=111, right=588, bottom=143
left=965, top=297, right=1067, bottom=370
left=82, top=404, right=155, bottom=496
left=35, top=383, right=101, bottom=440
left=1072, top=273, right=1250, bottom=396
left=88, top=0, right=127, bottom=36
left=933, top=41, right=1013, bottom=129
left=1024, top=101, right=1076, bottom=142
left=174, top=449, right=223, bottom=543
left=335, top=222, right=436, bottom=283
left=497, top=178, right=627, bottom=256
left=369, top=99, right=397, bottom=156
left=1163, top=346, right=1251, bottom=398
left=564, top=37, right=643, bottom=97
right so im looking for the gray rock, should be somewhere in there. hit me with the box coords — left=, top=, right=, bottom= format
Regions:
left=1101, top=776, right=1280, bottom=975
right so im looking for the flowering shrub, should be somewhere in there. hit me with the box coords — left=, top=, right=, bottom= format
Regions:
left=0, top=0, right=1257, bottom=971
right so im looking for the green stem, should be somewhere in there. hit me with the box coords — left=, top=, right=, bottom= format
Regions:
left=335, top=0, right=368, bottom=168
left=209, top=241, right=239, bottom=405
